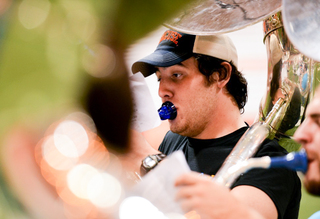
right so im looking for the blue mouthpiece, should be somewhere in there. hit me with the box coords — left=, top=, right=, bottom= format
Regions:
left=270, top=149, right=308, bottom=174
left=158, top=101, right=177, bottom=120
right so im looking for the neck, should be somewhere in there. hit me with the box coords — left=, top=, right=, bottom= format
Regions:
left=195, top=95, right=246, bottom=139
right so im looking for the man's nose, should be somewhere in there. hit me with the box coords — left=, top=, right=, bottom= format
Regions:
left=158, top=80, right=172, bottom=99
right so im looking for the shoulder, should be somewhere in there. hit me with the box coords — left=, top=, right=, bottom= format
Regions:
left=255, top=138, right=289, bottom=157
left=158, top=131, right=188, bottom=154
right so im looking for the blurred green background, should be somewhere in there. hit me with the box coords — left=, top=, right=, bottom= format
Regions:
left=300, top=185, right=320, bottom=219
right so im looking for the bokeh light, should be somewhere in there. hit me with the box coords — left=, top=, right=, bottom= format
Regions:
left=41, top=134, right=79, bottom=171
left=119, top=196, right=169, bottom=219
left=29, top=111, right=126, bottom=218
left=81, top=44, right=116, bottom=78
left=53, top=120, right=89, bottom=158
left=18, top=0, right=51, bottom=29
left=0, top=0, right=12, bottom=15
left=65, top=7, right=97, bottom=42
left=87, top=172, right=122, bottom=208
left=67, top=163, right=99, bottom=199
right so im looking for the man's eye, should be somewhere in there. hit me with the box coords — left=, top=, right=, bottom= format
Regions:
left=315, top=118, right=320, bottom=127
left=172, top=73, right=182, bottom=78
left=310, top=115, right=320, bottom=127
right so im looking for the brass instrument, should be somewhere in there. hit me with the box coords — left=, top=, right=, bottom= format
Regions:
left=164, top=0, right=281, bottom=35
left=214, top=10, right=320, bottom=187
left=259, top=12, right=320, bottom=149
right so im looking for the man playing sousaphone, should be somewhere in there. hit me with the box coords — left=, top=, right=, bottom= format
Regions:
left=174, top=85, right=320, bottom=219
left=131, top=28, right=301, bottom=219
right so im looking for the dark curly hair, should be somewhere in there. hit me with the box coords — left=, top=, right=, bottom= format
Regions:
left=194, top=54, right=248, bottom=113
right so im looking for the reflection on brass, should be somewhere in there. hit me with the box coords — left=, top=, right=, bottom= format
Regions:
left=164, top=0, right=281, bottom=35
left=258, top=11, right=320, bottom=148
left=282, top=0, right=320, bottom=62
left=215, top=10, right=320, bottom=187
left=214, top=121, right=270, bottom=187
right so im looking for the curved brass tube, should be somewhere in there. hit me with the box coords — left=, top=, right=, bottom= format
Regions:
left=214, top=11, right=320, bottom=187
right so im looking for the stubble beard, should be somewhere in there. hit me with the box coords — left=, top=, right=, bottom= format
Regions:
left=169, top=115, right=206, bottom=138
left=304, top=167, right=320, bottom=196
left=304, top=179, right=320, bottom=196
left=169, top=120, right=189, bottom=136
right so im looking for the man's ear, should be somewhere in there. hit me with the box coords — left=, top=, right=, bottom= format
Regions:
left=216, top=62, right=232, bottom=88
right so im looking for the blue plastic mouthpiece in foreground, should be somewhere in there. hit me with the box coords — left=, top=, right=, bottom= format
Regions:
left=270, top=149, right=308, bottom=174
left=158, top=101, right=177, bottom=120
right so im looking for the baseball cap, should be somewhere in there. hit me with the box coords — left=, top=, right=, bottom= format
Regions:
left=132, top=29, right=238, bottom=77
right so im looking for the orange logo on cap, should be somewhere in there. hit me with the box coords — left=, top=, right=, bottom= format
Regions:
left=159, top=30, right=182, bottom=45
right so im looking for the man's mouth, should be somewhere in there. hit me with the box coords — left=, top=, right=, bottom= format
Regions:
left=158, top=101, right=177, bottom=120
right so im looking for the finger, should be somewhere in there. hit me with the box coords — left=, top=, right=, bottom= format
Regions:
left=177, top=195, right=204, bottom=217
left=177, top=197, right=195, bottom=213
left=176, top=185, right=192, bottom=201
left=175, top=171, right=205, bottom=186
left=184, top=210, right=201, bottom=219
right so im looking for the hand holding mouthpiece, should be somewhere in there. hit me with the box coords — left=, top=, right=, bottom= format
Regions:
left=158, top=101, right=177, bottom=120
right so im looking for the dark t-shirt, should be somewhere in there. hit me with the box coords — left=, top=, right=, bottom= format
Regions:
left=159, top=127, right=301, bottom=219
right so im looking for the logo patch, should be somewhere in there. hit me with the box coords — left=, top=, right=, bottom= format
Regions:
left=159, top=30, right=182, bottom=45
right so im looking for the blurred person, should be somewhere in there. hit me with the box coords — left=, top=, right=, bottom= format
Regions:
left=293, top=86, right=320, bottom=219
left=174, top=85, right=320, bottom=219
left=294, top=86, right=320, bottom=197
left=131, top=29, right=301, bottom=219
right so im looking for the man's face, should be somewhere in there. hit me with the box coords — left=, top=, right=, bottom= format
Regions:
left=156, top=57, right=219, bottom=138
left=294, top=90, right=320, bottom=196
